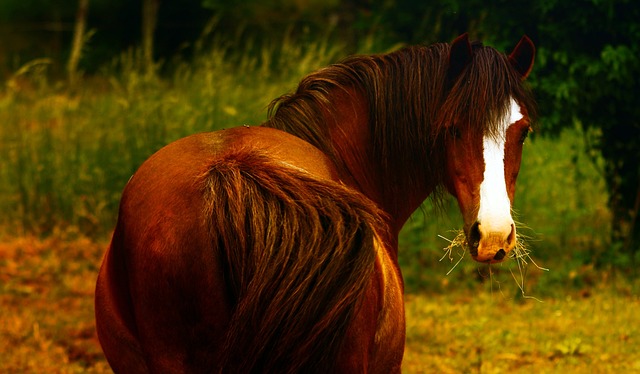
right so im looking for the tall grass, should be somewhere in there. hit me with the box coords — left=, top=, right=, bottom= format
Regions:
left=0, top=33, right=612, bottom=291
left=0, top=32, right=344, bottom=237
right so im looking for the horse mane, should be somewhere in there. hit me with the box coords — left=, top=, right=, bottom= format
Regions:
left=264, top=40, right=536, bottom=201
left=202, top=150, right=386, bottom=373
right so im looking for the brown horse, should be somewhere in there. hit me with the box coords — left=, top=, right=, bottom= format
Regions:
left=95, top=33, right=536, bottom=373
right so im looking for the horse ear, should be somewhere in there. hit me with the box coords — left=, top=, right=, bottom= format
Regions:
left=508, top=35, right=535, bottom=79
left=448, top=33, right=473, bottom=81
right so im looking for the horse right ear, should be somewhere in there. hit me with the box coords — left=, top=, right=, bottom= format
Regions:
left=509, top=35, right=535, bottom=80
left=448, top=33, right=473, bottom=81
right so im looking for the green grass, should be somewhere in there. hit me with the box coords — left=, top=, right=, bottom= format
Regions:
left=1, top=32, right=611, bottom=249
left=0, top=31, right=619, bottom=296
left=0, top=32, right=346, bottom=237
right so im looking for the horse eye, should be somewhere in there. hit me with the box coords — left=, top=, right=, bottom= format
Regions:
left=519, top=128, right=531, bottom=144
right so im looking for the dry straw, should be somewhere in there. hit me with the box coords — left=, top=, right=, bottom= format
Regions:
left=438, top=223, right=548, bottom=301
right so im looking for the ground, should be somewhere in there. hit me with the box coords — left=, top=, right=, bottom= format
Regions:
left=1, top=236, right=638, bottom=373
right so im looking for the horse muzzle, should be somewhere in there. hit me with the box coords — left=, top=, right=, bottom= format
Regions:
left=466, top=221, right=516, bottom=263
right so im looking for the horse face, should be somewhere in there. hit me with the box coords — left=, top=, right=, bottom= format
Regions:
left=444, top=98, right=530, bottom=263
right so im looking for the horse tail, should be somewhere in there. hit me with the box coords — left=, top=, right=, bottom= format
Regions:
left=201, top=150, right=384, bottom=374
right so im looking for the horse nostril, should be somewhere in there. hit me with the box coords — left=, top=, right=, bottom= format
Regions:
left=493, top=249, right=506, bottom=261
left=468, top=221, right=481, bottom=257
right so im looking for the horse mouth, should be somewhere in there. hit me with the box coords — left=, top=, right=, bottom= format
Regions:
left=468, top=240, right=511, bottom=263
left=466, top=234, right=511, bottom=264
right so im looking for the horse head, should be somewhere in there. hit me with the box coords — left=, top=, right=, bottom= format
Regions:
left=443, top=34, right=535, bottom=263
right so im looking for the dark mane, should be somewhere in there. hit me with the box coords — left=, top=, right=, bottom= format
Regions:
left=264, top=40, right=536, bottom=200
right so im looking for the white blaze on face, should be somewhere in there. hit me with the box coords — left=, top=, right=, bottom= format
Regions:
left=477, top=98, right=522, bottom=232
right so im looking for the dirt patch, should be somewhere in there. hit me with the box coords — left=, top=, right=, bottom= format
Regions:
left=0, top=236, right=111, bottom=372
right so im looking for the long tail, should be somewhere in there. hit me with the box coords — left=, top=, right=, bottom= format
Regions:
left=201, top=150, right=384, bottom=374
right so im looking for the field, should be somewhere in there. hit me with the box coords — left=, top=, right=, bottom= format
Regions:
left=404, top=288, right=640, bottom=373
left=1, top=236, right=639, bottom=373
left=1, top=35, right=637, bottom=372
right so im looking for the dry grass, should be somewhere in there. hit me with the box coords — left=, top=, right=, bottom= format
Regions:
left=0, top=235, right=110, bottom=373
left=407, top=227, right=639, bottom=372
left=403, top=287, right=640, bottom=373
left=1, top=236, right=638, bottom=373
left=438, top=227, right=549, bottom=301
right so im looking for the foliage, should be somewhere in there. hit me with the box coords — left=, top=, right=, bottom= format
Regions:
left=531, top=0, right=640, bottom=251
left=1, top=23, right=624, bottom=273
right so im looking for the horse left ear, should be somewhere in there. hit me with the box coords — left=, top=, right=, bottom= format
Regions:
left=448, top=33, right=473, bottom=82
left=508, top=35, right=535, bottom=79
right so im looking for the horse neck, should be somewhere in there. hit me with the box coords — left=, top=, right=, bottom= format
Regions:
left=325, top=89, right=435, bottom=238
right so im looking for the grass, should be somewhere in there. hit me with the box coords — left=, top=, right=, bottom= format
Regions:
left=403, top=286, right=640, bottom=373
left=0, top=31, right=346, bottom=237
left=1, top=30, right=612, bottom=263
left=1, top=236, right=638, bottom=373
left=0, top=235, right=109, bottom=373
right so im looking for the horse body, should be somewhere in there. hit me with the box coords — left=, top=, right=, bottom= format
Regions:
left=96, top=34, right=536, bottom=372
left=96, top=126, right=406, bottom=372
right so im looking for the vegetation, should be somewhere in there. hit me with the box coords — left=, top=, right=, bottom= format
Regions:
left=1, top=0, right=638, bottom=371
left=3, top=0, right=637, bottom=251
left=1, top=31, right=616, bottom=283
left=0, top=32, right=344, bottom=237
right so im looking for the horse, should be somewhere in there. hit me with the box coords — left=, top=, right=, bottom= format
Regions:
left=95, top=33, right=536, bottom=373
